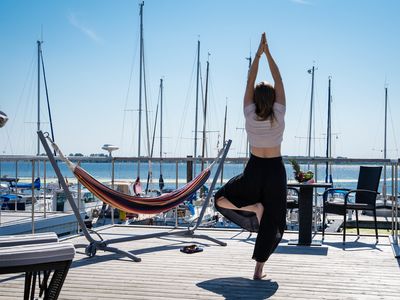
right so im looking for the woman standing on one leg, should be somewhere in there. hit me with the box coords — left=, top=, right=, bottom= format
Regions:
left=215, top=32, right=287, bottom=280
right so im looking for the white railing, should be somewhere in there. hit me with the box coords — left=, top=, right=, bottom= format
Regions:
left=1, top=155, right=399, bottom=257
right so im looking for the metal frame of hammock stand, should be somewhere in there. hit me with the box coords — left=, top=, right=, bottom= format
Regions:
left=38, top=130, right=231, bottom=262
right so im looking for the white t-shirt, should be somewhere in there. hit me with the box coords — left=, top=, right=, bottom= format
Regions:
left=244, top=102, right=286, bottom=147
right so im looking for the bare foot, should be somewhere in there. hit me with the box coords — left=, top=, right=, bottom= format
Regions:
left=253, top=261, right=265, bottom=280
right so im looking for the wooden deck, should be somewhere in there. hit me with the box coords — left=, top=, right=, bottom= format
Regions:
left=1, top=225, right=400, bottom=299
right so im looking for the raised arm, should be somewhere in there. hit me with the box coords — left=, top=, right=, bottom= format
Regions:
left=264, top=37, right=285, bottom=106
left=243, top=33, right=265, bottom=108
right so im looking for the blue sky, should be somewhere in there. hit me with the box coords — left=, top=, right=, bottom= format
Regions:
left=0, top=0, right=399, bottom=159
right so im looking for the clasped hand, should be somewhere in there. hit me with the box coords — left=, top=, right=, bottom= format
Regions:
left=256, top=32, right=269, bottom=57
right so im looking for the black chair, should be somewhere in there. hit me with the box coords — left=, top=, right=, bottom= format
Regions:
left=287, top=187, right=299, bottom=210
left=286, top=187, right=299, bottom=229
left=322, top=166, right=382, bottom=243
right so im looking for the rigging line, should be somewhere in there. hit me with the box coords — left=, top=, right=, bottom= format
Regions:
left=200, top=62, right=205, bottom=117
left=207, top=70, right=222, bottom=158
left=313, top=77, right=324, bottom=155
left=207, top=71, right=217, bottom=158
left=24, top=55, right=38, bottom=154
left=387, top=95, right=399, bottom=157
left=312, top=73, right=319, bottom=157
left=199, top=61, right=205, bottom=164
left=294, top=72, right=312, bottom=154
left=329, top=92, right=343, bottom=156
left=201, top=58, right=209, bottom=171
left=3, top=126, right=14, bottom=154
left=371, top=93, right=384, bottom=154
left=174, top=47, right=197, bottom=156
left=145, top=86, right=160, bottom=193
left=142, top=42, right=151, bottom=158
left=150, top=84, right=161, bottom=159
left=10, top=48, right=36, bottom=141
left=120, top=18, right=140, bottom=150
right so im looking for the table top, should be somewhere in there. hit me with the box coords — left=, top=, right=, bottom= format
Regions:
left=287, top=182, right=333, bottom=188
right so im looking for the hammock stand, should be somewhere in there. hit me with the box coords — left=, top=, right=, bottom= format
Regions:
left=38, top=130, right=231, bottom=262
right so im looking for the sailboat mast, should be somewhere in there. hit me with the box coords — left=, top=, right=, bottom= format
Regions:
left=384, top=86, right=387, bottom=160
left=137, top=1, right=144, bottom=177
left=307, top=65, right=315, bottom=158
left=383, top=86, right=388, bottom=202
left=245, top=52, right=252, bottom=157
left=40, top=47, right=56, bottom=154
left=37, top=40, right=42, bottom=156
left=220, top=99, right=227, bottom=185
left=193, top=40, right=200, bottom=174
left=201, top=56, right=210, bottom=171
left=160, top=78, right=163, bottom=174
left=325, top=77, right=332, bottom=183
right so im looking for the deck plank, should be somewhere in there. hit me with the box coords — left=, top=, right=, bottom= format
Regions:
left=1, top=225, right=400, bottom=299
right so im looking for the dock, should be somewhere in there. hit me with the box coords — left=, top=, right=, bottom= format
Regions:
left=1, top=225, right=400, bottom=299
left=0, top=211, right=83, bottom=236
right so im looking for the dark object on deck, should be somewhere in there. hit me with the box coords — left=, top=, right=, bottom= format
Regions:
left=180, top=244, right=203, bottom=254
left=322, top=166, right=382, bottom=243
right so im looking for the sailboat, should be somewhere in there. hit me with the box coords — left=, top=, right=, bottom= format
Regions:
left=133, top=1, right=154, bottom=196
left=158, top=78, right=165, bottom=191
left=376, top=86, right=395, bottom=211
left=144, top=78, right=163, bottom=194
left=133, top=1, right=145, bottom=195
left=3, top=40, right=57, bottom=213
left=193, top=39, right=201, bottom=178
left=306, top=65, right=316, bottom=159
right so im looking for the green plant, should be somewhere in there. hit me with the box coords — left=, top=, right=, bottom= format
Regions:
left=289, top=159, right=314, bottom=183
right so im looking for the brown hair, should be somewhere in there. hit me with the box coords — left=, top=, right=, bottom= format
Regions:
left=254, top=81, right=276, bottom=121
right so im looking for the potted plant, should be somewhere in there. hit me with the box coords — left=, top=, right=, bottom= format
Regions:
left=289, top=159, right=314, bottom=183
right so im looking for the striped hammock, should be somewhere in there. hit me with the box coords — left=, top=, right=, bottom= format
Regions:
left=44, top=135, right=216, bottom=215
left=72, top=164, right=210, bottom=215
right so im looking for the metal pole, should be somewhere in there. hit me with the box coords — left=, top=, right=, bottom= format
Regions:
left=175, top=161, right=178, bottom=228
left=220, top=101, right=227, bottom=185
left=31, top=160, right=35, bottom=234
left=175, top=161, right=178, bottom=189
left=160, top=79, right=163, bottom=175
left=15, top=161, right=18, bottom=211
left=137, top=1, right=144, bottom=177
left=37, top=130, right=95, bottom=242
left=307, top=66, right=315, bottom=159
left=395, top=162, right=399, bottom=244
left=0, top=162, right=1, bottom=224
left=313, top=162, right=318, bottom=232
left=201, top=57, right=210, bottom=172
left=111, top=158, right=115, bottom=225
left=383, top=87, right=388, bottom=204
left=193, top=139, right=232, bottom=230
left=391, top=163, right=395, bottom=235
left=37, top=41, right=41, bottom=156
left=43, top=160, right=47, bottom=218
left=193, top=40, right=200, bottom=177
left=325, top=77, right=331, bottom=183
left=77, top=162, right=81, bottom=233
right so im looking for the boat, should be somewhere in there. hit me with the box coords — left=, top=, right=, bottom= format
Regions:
left=10, top=177, right=40, bottom=190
